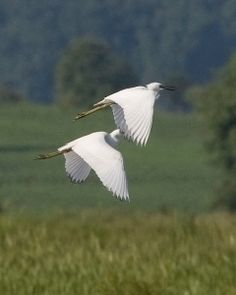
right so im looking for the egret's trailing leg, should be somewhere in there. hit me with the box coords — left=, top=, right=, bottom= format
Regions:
left=36, top=148, right=72, bottom=160
left=74, top=101, right=114, bottom=120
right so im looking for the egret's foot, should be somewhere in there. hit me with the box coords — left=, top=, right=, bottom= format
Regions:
left=35, top=151, right=61, bottom=160
left=36, top=154, right=50, bottom=160
left=74, top=103, right=113, bottom=121
left=74, top=112, right=88, bottom=120
left=35, top=149, right=71, bottom=160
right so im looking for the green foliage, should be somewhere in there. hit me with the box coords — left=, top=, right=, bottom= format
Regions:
left=1, top=212, right=236, bottom=294
left=214, top=177, right=236, bottom=211
left=55, top=38, right=138, bottom=107
left=0, top=1, right=235, bottom=101
left=0, top=103, right=217, bottom=214
left=188, top=53, right=236, bottom=210
left=0, top=85, right=24, bottom=104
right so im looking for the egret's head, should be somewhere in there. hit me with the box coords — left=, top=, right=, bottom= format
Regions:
left=107, top=129, right=122, bottom=147
left=146, top=82, right=175, bottom=95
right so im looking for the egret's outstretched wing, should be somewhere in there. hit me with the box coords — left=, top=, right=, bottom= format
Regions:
left=63, top=151, right=91, bottom=183
left=58, top=140, right=91, bottom=183
left=111, top=102, right=154, bottom=146
left=100, top=87, right=156, bottom=145
left=64, top=152, right=91, bottom=182
left=110, top=104, right=128, bottom=134
left=72, top=134, right=129, bottom=200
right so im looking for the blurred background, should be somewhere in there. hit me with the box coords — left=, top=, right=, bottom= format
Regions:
left=1, top=2, right=236, bottom=294
left=0, top=0, right=236, bottom=214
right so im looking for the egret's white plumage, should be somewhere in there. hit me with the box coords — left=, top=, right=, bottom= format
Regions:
left=108, top=86, right=155, bottom=145
left=76, top=82, right=174, bottom=146
left=53, top=129, right=129, bottom=200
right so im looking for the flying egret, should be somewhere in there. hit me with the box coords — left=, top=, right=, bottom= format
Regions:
left=36, top=129, right=129, bottom=200
left=75, top=82, right=175, bottom=146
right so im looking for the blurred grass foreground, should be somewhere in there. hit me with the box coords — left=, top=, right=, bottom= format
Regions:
left=1, top=211, right=236, bottom=294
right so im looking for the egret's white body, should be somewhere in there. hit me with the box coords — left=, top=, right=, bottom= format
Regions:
left=56, top=129, right=129, bottom=200
left=76, top=82, right=174, bottom=146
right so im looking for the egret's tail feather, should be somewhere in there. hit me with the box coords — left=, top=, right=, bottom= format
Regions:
left=74, top=102, right=113, bottom=120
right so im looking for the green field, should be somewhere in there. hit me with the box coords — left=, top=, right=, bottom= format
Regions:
left=1, top=211, right=236, bottom=294
left=0, top=103, right=234, bottom=294
left=0, top=103, right=219, bottom=214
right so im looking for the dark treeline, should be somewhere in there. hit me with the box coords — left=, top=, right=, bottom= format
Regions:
left=0, top=0, right=235, bottom=102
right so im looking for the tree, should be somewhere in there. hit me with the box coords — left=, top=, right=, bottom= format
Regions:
left=0, top=1, right=236, bottom=102
left=55, top=38, right=139, bottom=107
left=0, top=84, right=24, bottom=104
left=188, top=53, right=236, bottom=210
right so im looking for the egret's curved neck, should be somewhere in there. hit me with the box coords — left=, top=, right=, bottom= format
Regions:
left=106, top=129, right=122, bottom=147
left=155, top=93, right=160, bottom=100
left=152, top=88, right=161, bottom=99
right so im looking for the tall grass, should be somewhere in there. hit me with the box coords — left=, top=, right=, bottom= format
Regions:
left=1, top=211, right=236, bottom=294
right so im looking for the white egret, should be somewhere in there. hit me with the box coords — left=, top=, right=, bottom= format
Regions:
left=37, top=129, right=129, bottom=200
left=75, top=82, right=175, bottom=146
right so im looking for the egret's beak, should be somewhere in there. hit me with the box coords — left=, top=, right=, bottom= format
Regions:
left=160, top=85, right=175, bottom=91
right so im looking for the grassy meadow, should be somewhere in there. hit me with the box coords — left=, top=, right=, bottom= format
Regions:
left=1, top=211, right=236, bottom=294
left=1, top=103, right=234, bottom=295
left=0, top=103, right=219, bottom=214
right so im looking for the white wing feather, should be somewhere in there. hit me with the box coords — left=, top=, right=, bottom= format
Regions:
left=68, top=133, right=129, bottom=200
left=99, top=87, right=156, bottom=145
left=63, top=151, right=91, bottom=183
left=58, top=139, right=91, bottom=183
